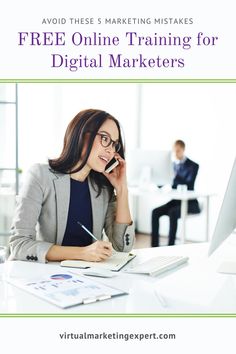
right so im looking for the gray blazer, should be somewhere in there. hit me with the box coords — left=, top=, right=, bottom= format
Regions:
left=9, top=164, right=135, bottom=263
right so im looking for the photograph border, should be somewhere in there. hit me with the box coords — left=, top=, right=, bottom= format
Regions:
left=1, top=78, right=236, bottom=318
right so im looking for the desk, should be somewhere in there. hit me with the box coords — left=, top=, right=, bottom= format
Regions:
left=167, top=190, right=212, bottom=243
left=129, top=186, right=213, bottom=243
left=1, top=234, right=236, bottom=314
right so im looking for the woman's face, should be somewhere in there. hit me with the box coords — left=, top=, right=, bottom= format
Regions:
left=87, top=119, right=120, bottom=172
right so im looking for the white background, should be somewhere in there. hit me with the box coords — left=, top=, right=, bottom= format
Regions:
left=15, top=82, right=235, bottom=239
left=0, top=0, right=236, bottom=78
left=1, top=0, right=236, bottom=351
left=1, top=317, right=236, bottom=353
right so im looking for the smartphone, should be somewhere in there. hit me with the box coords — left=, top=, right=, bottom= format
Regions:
left=105, top=157, right=119, bottom=173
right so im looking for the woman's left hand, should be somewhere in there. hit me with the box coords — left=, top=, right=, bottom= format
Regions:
left=103, top=154, right=127, bottom=193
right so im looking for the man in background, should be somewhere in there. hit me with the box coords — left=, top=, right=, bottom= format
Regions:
left=151, top=140, right=200, bottom=247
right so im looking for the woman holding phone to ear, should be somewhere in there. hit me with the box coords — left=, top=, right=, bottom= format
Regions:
left=9, top=109, right=135, bottom=263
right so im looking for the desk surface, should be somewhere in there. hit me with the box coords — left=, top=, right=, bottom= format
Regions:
left=1, top=235, right=236, bottom=314
left=129, top=186, right=213, bottom=200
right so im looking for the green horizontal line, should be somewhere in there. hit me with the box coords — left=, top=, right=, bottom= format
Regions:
left=1, top=313, right=236, bottom=318
left=0, top=79, right=236, bottom=83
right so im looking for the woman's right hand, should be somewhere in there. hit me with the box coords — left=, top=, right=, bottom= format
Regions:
left=46, top=241, right=113, bottom=262
left=80, top=240, right=113, bottom=262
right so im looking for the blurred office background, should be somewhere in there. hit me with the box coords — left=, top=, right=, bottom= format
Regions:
left=0, top=83, right=235, bottom=247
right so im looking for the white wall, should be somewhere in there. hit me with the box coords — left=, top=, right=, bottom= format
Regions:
left=16, top=83, right=236, bottom=242
left=18, top=83, right=139, bottom=173
left=137, top=84, right=236, bottom=239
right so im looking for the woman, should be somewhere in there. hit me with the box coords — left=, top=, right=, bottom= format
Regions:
left=9, top=109, right=135, bottom=263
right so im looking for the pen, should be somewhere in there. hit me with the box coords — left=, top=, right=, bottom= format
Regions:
left=77, top=221, right=98, bottom=241
left=154, top=289, right=168, bottom=308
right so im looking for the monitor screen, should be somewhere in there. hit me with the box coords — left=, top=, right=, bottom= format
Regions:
left=208, top=157, right=236, bottom=256
left=127, top=149, right=173, bottom=187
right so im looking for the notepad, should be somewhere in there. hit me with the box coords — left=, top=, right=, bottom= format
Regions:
left=7, top=271, right=127, bottom=308
left=61, top=252, right=136, bottom=271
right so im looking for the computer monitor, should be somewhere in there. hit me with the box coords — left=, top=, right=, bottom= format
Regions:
left=208, top=157, right=236, bottom=256
left=127, top=149, right=173, bottom=187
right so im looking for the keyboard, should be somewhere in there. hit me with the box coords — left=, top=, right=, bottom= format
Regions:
left=125, top=255, right=189, bottom=277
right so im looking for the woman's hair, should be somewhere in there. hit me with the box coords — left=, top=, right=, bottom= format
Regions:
left=48, top=109, right=125, bottom=197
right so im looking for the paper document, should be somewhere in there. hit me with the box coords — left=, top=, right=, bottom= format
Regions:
left=7, top=271, right=127, bottom=308
left=61, top=252, right=136, bottom=271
